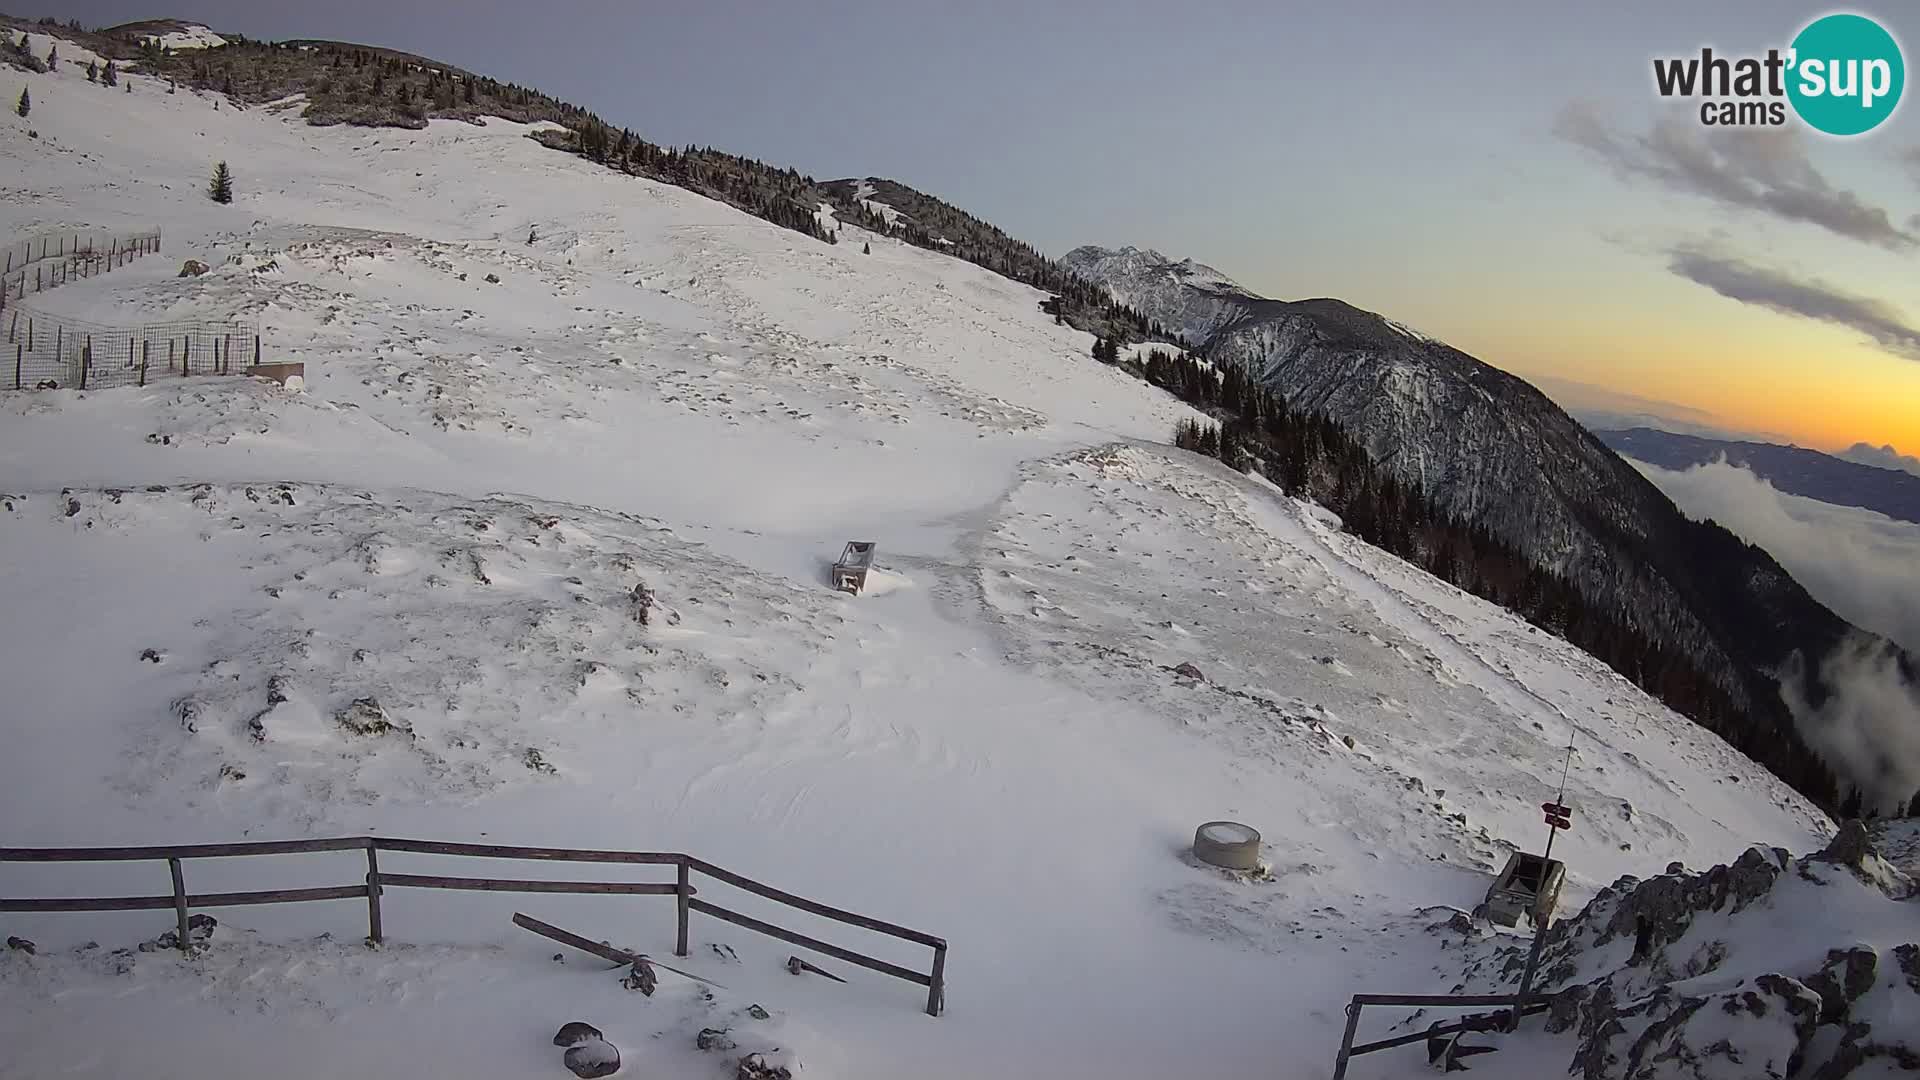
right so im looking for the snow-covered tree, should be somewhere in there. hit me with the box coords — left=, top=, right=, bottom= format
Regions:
left=102, top=59, right=118, bottom=87
left=14, top=86, right=27, bottom=118
left=209, top=161, right=234, bottom=204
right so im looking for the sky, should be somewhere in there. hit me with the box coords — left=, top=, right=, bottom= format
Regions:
left=27, top=1, right=1920, bottom=455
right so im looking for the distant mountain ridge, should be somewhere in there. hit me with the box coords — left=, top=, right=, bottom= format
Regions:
left=1600, top=427, right=1920, bottom=525
left=1063, top=244, right=1918, bottom=812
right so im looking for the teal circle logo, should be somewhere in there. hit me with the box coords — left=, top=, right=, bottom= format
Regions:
left=1787, top=13, right=1904, bottom=135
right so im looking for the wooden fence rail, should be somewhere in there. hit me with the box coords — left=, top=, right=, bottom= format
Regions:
left=0, top=836, right=946, bottom=1016
left=1330, top=991, right=1551, bottom=1078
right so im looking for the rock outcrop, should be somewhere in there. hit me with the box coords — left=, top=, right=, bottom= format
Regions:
left=1450, top=828, right=1917, bottom=1079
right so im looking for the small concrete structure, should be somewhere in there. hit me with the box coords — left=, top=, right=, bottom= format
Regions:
left=1192, top=820, right=1261, bottom=870
left=832, top=541, right=876, bottom=594
left=245, top=361, right=304, bottom=387
left=1483, top=851, right=1565, bottom=928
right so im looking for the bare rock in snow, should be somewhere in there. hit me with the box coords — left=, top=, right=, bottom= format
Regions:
left=177, top=259, right=209, bottom=277
left=1171, top=661, right=1204, bottom=682
left=563, top=1038, right=620, bottom=1078
left=735, top=1053, right=793, bottom=1080
left=141, top=913, right=217, bottom=952
left=1458, top=838, right=1918, bottom=1080
left=697, top=1028, right=737, bottom=1052
left=1815, top=820, right=1874, bottom=868
left=5, top=935, right=34, bottom=954
left=336, top=697, right=400, bottom=737
left=620, top=958, right=656, bottom=995
left=552, top=1022, right=602, bottom=1047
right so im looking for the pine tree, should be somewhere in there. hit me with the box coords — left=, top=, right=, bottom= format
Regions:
left=209, top=161, right=234, bottom=204
left=862, top=241, right=871, bottom=255
left=14, top=86, right=27, bottom=118
left=1839, top=787, right=1864, bottom=821
left=463, top=78, right=476, bottom=105
left=102, top=60, right=117, bottom=87
left=46, top=44, right=57, bottom=70
left=87, top=59, right=98, bottom=82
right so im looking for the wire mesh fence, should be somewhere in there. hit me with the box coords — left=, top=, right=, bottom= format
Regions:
left=5, top=309, right=262, bottom=392
left=0, top=229, right=164, bottom=313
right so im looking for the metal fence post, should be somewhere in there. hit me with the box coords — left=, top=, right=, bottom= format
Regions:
left=1331, top=999, right=1362, bottom=1080
left=365, top=844, right=384, bottom=944
left=675, top=859, right=690, bottom=957
left=13, top=342, right=20, bottom=390
left=927, top=944, right=947, bottom=1017
left=167, top=857, right=191, bottom=955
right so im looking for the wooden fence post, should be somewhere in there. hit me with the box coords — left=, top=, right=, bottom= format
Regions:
left=168, top=339, right=175, bottom=373
left=254, top=335, right=261, bottom=365
left=55, top=324, right=61, bottom=357
left=13, top=342, right=20, bottom=390
left=676, top=859, right=691, bottom=957
left=167, top=858, right=191, bottom=955
left=365, top=844, right=384, bottom=944
left=927, top=944, right=946, bottom=1017
left=81, top=339, right=91, bottom=390
left=1331, top=1000, right=1362, bottom=1080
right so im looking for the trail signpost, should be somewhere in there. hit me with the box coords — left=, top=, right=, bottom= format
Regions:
left=1510, top=736, right=1576, bottom=1028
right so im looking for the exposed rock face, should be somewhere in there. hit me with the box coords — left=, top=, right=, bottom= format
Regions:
left=1450, top=834, right=1917, bottom=1079
left=178, top=259, right=209, bottom=277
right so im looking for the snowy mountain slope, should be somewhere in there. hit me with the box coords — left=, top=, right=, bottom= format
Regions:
left=0, top=44, right=1856, bottom=1080
left=1062, top=244, right=1919, bottom=813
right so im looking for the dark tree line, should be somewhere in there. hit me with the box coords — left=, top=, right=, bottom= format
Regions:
left=830, top=179, right=1186, bottom=346
left=1145, top=348, right=1849, bottom=813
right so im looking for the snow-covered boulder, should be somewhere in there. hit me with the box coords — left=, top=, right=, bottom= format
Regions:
left=562, top=1038, right=619, bottom=1078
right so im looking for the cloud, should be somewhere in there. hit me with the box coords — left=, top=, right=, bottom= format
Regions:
left=1632, top=457, right=1920, bottom=810
left=1556, top=102, right=1918, bottom=250
left=1664, top=247, right=1920, bottom=361
left=1781, top=636, right=1920, bottom=814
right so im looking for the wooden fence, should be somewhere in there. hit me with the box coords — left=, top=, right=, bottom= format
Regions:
left=0, top=229, right=164, bottom=313
left=1330, top=991, right=1551, bottom=1078
left=0, top=836, right=947, bottom=1016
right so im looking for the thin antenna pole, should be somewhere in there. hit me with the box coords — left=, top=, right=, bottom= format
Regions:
left=1543, top=735, right=1574, bottom=864
left=1512, top=733, right=1575, bottom=1030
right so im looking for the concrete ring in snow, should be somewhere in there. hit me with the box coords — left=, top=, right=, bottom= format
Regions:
left=1193, top=820, right=1261, bottom=870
